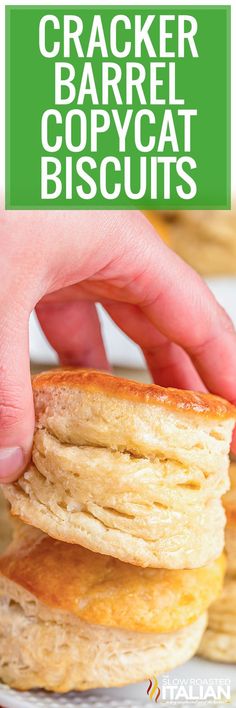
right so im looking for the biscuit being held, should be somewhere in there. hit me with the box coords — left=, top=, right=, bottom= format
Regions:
left=2, top=369, right=235, bottom=569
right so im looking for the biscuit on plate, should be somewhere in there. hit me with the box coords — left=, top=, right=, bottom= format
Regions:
left=199, top=463, right=236, bottom=663
left=0, top=527, right=225, bottom=691
left=224, top=462, right=236, bottom=576
left=199, top=576, right=236, bottom=663
left=2, top=369, right=235, bottom=569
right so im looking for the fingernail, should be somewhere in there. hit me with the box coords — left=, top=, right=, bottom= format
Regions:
left=0, top=447, right=25, bottom=481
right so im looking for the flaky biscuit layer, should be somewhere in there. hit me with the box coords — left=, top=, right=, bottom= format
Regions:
left=0, top=527, right=224, bottom=633
left=0, top=576, right=206, bottom=692
left=3, top=369, right=235, bottom=568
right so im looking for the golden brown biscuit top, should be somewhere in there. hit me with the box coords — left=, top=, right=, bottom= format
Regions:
left=32, top=369, right=236, bottom=420
left=0, top=528, right=225, bottom=633
left=224, top=462, right=236, bottom=525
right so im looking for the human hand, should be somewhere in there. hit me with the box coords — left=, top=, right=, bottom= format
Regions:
left=1, top=207, right=236, bottom=482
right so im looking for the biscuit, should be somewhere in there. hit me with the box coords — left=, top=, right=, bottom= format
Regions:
left=0, top=491, right=13, bottom=554
left=0, top=527, right=225, bottom=634
left=0, top=527, right=224, bottom=691
left=199, top=629, right=236, bottom=663
left=199, top=577, right=236, bottom=663
left=199, top=463, right=236, bottom=662
left=3, top=369, right=235, bottom=569
left=0, top=587, right=207, bottom=692
left=158, top=207, right=236, bottom=276
left=224, top=462, right=236, bottom=575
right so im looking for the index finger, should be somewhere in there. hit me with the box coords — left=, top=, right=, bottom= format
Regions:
left=117, top=212, right=236, bottom=405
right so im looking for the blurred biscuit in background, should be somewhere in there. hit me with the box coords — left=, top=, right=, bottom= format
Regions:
left=224, top=462, right=236, bottom=576
left=0, top=491, right=13, bottom=554
left=146, top=207, right=236, bottom=276
left=199, top=575, right=236, bottom=663
left=199, top=463, right=236, bottom=662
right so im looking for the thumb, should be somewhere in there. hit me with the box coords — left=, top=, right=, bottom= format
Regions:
left=0, top=307, right=34, bottom=482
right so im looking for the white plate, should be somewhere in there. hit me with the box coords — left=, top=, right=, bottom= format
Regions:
left=0, top=685, right=149, bottom=708
left=1, top=658, right=236, bottom=708
left=0, top=686, right=147, bottom=708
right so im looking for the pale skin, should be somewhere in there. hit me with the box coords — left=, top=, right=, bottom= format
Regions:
left=0, top=208, right=236, bottom=483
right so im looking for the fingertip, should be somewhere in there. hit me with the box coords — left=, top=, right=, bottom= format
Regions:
left=0, top=445, right=30, bottom=483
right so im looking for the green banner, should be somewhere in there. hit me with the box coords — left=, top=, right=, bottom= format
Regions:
left=6, top=5, right=230, bottom=209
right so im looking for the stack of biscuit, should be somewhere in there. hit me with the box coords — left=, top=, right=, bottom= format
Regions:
left=0, top=369, right=235, bottom=692
left=199, top=462, right=236, bottom=663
